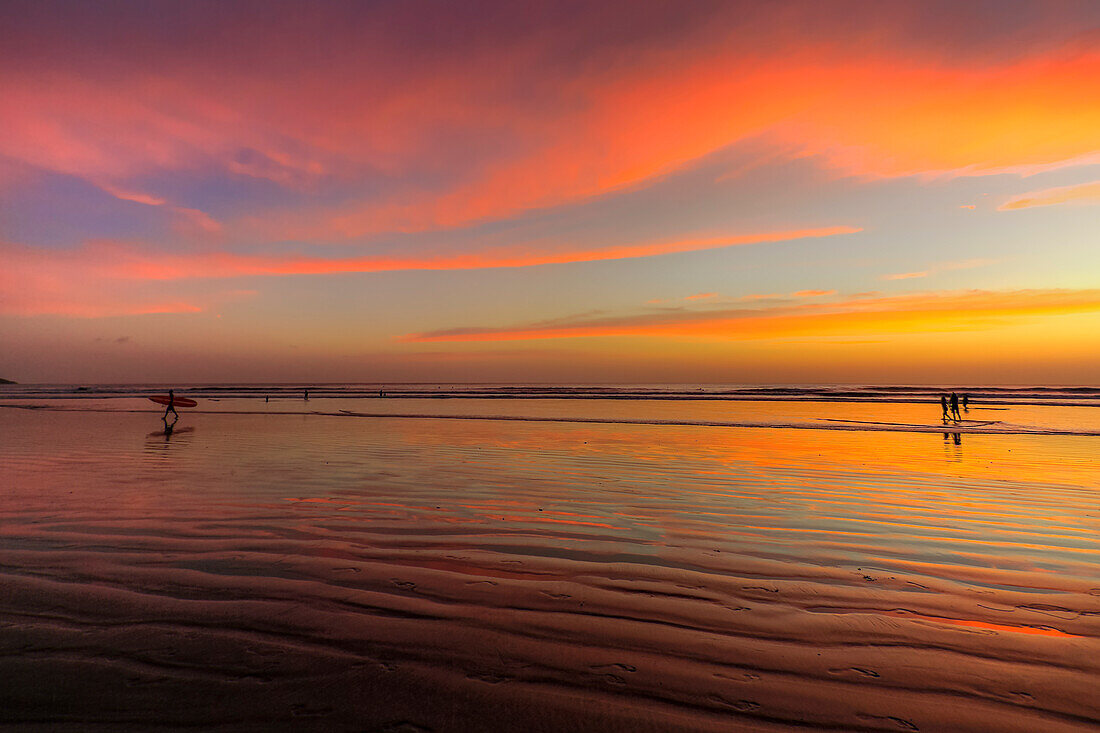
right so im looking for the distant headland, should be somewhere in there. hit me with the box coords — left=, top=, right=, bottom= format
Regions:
left=0, top=378, right=16, bottom=384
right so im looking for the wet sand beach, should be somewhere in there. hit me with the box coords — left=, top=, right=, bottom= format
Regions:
left=1, top=401, right=1098, bottom=731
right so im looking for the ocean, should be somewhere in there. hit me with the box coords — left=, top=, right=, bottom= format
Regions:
left=1, top=384, right=1097, bottom=730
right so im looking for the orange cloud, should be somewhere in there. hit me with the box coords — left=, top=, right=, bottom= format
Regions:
left=0, top=226, right=857, bottom=316
left=5, top=225, right=858, bottom=284
left=791, top=289, right=836, bottom=297
left=2, top=13, right=1098, bottom=240
left=684, top=292, right=717, bottom=301
left=998, top=180, right=1100, bottom=211
left=401, top=289, right=1100, bottom=343
left=268, top=49, right=1100, bottom=238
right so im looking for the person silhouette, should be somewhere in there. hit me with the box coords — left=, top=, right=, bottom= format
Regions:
left=962, top=393, right=969, bottom=411
left=940, top=394, right=949, bottom=423
left=949, top=392, right=961, bottom=422
left=163, top=389, right=179, bottom=422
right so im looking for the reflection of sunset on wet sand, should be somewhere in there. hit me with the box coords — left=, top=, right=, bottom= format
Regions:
left=2, top=406, right=1097, bottom=731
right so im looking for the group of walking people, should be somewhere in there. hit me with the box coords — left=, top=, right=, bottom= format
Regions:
left=940, top=391, right=969, bottom=423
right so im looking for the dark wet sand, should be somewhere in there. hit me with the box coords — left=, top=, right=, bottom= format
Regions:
left=1, top=409, right=1098, bottom=731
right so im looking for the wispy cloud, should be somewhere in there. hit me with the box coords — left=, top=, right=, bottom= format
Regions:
left=2, top=226, right=859, bottom=285
left=97, top=182, right=222, bottom=236
left=401, top=289, right=1100, bottom=343
left=882, top=258, right=995, bottom=281
left=883, top=271, right=931, bottom=281
left=998, top=180, right=1100, bottom=211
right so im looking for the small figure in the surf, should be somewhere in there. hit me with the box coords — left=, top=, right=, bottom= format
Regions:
left=949, top=392, right=962, bottom=422
left=940, top=394, right=950, bottom=423
left=304, top=389, right=309, bottom=401
left=962, top=393, right=969, bottom=411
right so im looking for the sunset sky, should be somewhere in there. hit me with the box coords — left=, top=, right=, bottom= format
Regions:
left=2, top=0, right=1099, bottom=384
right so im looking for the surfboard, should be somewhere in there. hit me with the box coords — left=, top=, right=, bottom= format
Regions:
left=148, top=395, right=198, bottom=408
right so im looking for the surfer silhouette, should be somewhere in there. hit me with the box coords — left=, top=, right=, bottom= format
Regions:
left=940, top=395, right=949, bottom=423
left=163, top=389, right=180, bottom=422
left=949, top=392, right=961, bottom=422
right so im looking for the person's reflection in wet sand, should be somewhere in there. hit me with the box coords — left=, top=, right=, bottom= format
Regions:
left=943, top=431, right=962, bottom=445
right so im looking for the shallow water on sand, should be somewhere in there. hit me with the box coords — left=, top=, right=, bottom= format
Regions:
left=1, top=409, right=1098, bottom=731
left=7, top=395, right=1100, bottom=434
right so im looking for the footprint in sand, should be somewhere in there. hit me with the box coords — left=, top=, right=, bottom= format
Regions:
left=828, top=667, right=880, bottom=678
left=707, top=695, right=760, bottom=712
left=539, top=591, right=572, bottom=599
left=857, top=713, right=919, bottom=731
left=597, top=673, right=627, bottom=686
left=713, top=671, right=761, bottom=682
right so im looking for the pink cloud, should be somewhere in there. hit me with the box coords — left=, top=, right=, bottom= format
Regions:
left=5, top=225, right=858, bottom=284
left=0, top=225, right=857, bottom=317
left=1, top=8, right=1097, bottom=241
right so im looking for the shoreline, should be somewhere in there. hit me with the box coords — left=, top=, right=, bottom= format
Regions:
left=4, top=403, right=1098, bottom=436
